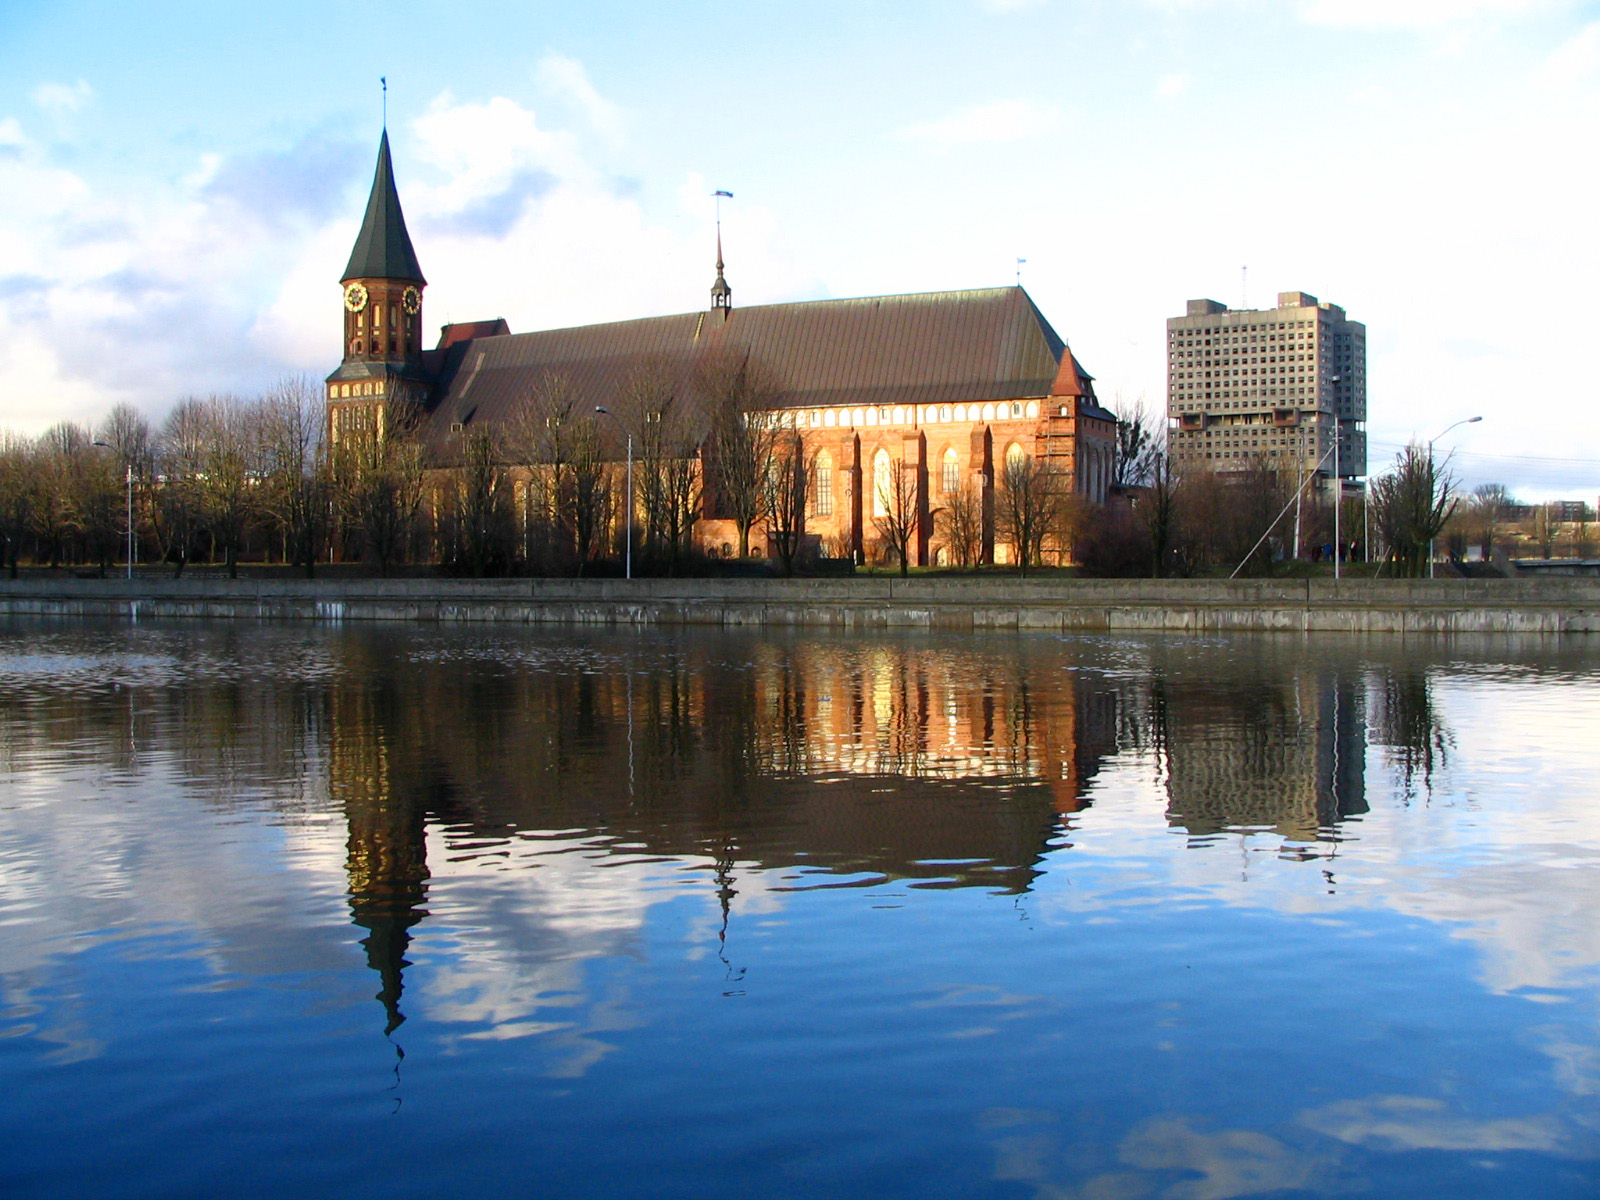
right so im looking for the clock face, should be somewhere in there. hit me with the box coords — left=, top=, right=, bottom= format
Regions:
left=402, top=286, right=421, bottom=315
left=344, top=282, right=369, bottom=313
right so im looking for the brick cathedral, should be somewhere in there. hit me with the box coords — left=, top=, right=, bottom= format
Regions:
left=327, top=132, right=1117, bottom=567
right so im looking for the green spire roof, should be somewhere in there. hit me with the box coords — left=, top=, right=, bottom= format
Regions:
left=342, top=130, right=425, bottom=285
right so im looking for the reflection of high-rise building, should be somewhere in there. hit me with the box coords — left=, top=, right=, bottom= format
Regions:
left=1156, top=668, right=1367, bottom=841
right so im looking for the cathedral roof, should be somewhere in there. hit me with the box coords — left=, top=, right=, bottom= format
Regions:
left=342, top=131, right=426, bottom=285
left=420, top=286, right=1092, bottom=461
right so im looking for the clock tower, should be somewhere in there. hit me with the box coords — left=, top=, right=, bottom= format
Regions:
left=326, top=130, right=430, bottom=446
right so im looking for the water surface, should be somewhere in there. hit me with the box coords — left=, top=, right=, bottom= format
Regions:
left=1, top=620, right=1596, bottom=1199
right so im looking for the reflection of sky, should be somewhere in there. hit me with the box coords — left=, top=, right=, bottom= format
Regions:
left=1, top=625, right=1599, bottom=1198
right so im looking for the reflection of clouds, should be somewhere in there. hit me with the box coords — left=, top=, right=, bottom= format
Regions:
left=1299, top=1094, right=1591, bottom=1157
left=979, top=1108, right=1335, bottom=1200
left=1120, top=1117, right=1327, bottom=1200
left=414, top=828, right=792, bottom=1075
left=0, top=756, right=354, bottom=1033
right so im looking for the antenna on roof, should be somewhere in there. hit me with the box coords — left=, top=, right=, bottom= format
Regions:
left=1241, top=264, right=1248, bottom=310
left=381, top=77, right=388, bottom=129
left=710, top=190, right=733, bottom=316
left=1016, top=257, right=1027, bottom=287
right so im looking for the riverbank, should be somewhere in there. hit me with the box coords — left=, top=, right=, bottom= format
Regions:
left=2, top=575, right=1598, bottom=633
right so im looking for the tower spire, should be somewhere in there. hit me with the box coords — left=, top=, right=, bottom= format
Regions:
left=710, top=189, right=733, bottom=315
left=343, top=130, right=425, bottom=286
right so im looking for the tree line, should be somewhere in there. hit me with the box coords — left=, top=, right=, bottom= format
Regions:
left=0, top=371, right=1568, bottom=579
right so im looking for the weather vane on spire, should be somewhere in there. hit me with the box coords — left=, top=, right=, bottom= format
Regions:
left=1016, top=257, right=1027, bottom=286
left=711, top=190, right=734, bottom=313
left=381, top=76, right=388, bottom=129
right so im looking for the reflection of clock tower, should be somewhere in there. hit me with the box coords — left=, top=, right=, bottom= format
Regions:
left=326, top=130, right=430, bottom=446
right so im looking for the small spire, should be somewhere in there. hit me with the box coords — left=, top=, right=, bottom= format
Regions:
left=711, top=190, right=733, bottom=314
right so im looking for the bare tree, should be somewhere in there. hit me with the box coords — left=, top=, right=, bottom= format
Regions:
left=997, top=452, right=1067, bottom=574
left=936, top=478, right=984, bottom=569
left=1527, top=501, right=1557, bottom=559
left=624, top=361, right=704, bottom=574
left=260, top=377, right=333, bottom=578
left=454, top=428, right=514, bottom=577
left=1111, top=395, right=1165, bottom=489
left=762, top=427, right=808, bottom=575
left=503, top=370, right=583, bottom=571
left=31, top=422, right=86, bottom=568
left=154, top=400, right=209, bottom=577
left=340, top=391, right=427, bottom=576
left=698, top=350, right=782, bottom=558
left=1140, top=450, right=1182, bottom=577
left=195, top=396, right=262, bottom=579
left=872, top=453, right=920, bottom=576
left=0, top=433, right=35, bottom=576
left=1369, top=442, right=1457, bottom=577
left=78, top=445, right=123, bottom=575
left=95, top=403, right=152, bottom=573
left=568, top=417, right=613, bottom=574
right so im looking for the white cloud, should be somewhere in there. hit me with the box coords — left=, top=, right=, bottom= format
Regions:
left=31, top=79, right=93, bottom=119
left=901, top=99, right=1065, bottom=149
left=534, top=53, right=625, bottom=143
left=1299, top=0, right=1559, bottom=30
left=1535, top=20, right=1600, bottom=91
left=0, top=70, right=825, bottom=436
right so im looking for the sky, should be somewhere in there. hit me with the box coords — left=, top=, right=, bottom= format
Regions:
left=1, top=0, right=1596, bottom=498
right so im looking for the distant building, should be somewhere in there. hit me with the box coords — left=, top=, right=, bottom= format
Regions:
left=327, top=131, right=1117, bottom=568
left=1166, top=291, right=1367, bottom=498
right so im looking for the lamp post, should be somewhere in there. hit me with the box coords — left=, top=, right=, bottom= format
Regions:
left=594, top=406, right=633, bottom=580
left=1331, top=376, right=1341, bottom=581
left=92, top=441, right=134, bottom=580
left=1426, top=416, right=1483, bottom=579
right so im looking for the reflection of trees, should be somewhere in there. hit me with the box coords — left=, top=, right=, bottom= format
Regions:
left=1372, top=668, right=1453, bottom=802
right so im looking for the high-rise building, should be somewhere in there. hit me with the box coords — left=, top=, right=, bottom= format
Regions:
left=1166, top=291, right=1366, bottom=495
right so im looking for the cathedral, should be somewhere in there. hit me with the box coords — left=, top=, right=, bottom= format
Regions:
left=326, top=131, right=1117, bottom=567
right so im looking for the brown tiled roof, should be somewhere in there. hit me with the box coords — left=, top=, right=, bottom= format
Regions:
left=420, top=286, right=1096, bottom=462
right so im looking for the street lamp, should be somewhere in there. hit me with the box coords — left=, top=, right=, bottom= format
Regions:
left=1426, top=416, right=1483, bottom=579
left=1331, top=376, right=1341, bottom=580
left=92, top=441, right=134, bottom=580
left=594, top=406, right=633, bottom=580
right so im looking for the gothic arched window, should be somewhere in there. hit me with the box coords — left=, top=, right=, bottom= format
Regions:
left=872, top=448, right=893, bottom=518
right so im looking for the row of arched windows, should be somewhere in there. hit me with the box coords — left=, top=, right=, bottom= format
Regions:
left=772, top=400, right=1043, bottom=431
left=807, top=444, right=1035, bottom=520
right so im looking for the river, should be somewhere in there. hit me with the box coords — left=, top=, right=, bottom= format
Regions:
left=0, top=620, right=1596, bottom=1198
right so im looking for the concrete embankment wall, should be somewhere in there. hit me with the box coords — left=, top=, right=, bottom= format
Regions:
left=2, top=576, right=1598, bottom=634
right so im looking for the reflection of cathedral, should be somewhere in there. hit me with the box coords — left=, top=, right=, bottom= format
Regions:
left=1155, top=667, right=1368, bottom=841
left=315, top=632, right=1121, bottom=1029
left=329, top=681, right=430, bottom=1034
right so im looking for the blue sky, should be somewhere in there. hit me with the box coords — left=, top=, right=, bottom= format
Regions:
left=2, top=0, right=1597, bottom=496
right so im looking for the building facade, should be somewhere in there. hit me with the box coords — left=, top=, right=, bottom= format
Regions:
left=328, top=133, right=1117, bottom=567
left=1166, top=291, right=1366, bottom=497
